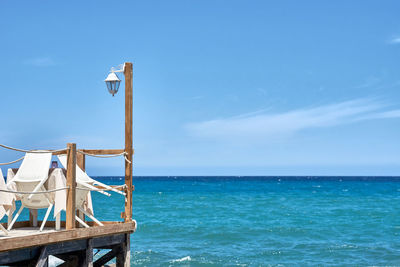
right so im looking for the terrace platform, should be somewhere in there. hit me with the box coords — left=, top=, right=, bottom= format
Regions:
left=0, top=221, right=136, bottom=266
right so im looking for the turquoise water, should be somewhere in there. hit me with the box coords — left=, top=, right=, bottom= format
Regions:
left=92, top=177, right=400, bottom=266
left=2, top=176, right=400, bottom=266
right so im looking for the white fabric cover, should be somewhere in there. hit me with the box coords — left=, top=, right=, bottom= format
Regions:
left=57, top=155, right=94, bottom=215
left=57, top=155, right=122, bottom=196
left=6, top=168, right=93, bottom=218
left=46, top=169, right=67, bottom=217
left=57, top=155, right=91, bottom=183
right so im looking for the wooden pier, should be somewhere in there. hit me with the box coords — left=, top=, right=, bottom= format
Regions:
left=0, top=221, right=136, bottom=266
left=0, top=146, right=136, bottom=266
left=0, top=62, right=136, bottom=266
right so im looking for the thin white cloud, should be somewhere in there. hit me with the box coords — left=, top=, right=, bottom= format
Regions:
left=388, top=37, right=400, bottom=44
left=364, top=109, right=400, bottom=120
left=24, top=57, right=55, bottom=67
left=185, top=98, right=400, bottom=141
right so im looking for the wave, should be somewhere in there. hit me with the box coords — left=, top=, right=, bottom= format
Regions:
left=171, top=256, right=191, bottom=263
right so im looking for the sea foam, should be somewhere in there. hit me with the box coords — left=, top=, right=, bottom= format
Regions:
left=171, top=256, right=191, bottom=262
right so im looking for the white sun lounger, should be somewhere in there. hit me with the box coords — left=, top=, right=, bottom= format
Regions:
left=57, top=155, right=117, bottom=227
left=57, top=155, right=125, bottom=197
left=7, top=152, right=56, bottom=232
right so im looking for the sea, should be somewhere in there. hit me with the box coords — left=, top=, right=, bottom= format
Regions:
left=95, top=176, right=400, bottom=266
left=4, top=176, right=400, bottom=266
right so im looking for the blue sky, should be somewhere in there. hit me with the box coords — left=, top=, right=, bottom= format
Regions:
left=1, top=1, right=400, bottom=176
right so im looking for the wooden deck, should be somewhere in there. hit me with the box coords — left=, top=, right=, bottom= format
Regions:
left=0, top=221, right=136, bottom=266
left=0, top=61, right=136, bottom=266
left=0, top=227, right=57, bottom=240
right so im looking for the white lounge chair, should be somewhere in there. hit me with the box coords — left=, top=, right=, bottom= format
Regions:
left=58, top=155, right=113, bottom=227
left=7, top=152, right=56, bottom=232
left=57, top=155, right=125, bottom=197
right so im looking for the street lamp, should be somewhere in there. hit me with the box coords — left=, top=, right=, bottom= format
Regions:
left=105, top=72, right=121, bottom=96
left=104, top=64, right=124, bottom=96
left=104, top=62, right=134, bottom=222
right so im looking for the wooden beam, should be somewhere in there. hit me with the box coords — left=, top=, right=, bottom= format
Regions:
left=116, top=233, right=130, bottom=267
left=76, top=152, right=85, bottom=171
left=48, top=240, right=87, bottom=255
left=0, top=247, right=41, bottom=265
left=84, top=239, right=93, bottom=267
left=125, top=233, right=131, bottom=267
left=0, top=221, right=136, bottom=252
left=92, top=234, right=126, bottom=248
left=8, top=259, right=37, bottom=266
left=93, top=247, right=118, bottom=267
left=50, top=149, right=68, bottom=155
left=35, top=247, right=48, bottom=267
left=66, top=143, right=76, bottom=230
left=79, top=149, right=125, bottom=155
left=0, top=221, right=128, bottom=229
left=93, top=185, right=127, bottom=195
left=0, top=231, right=134, bottom=266
left=53, top=149, right=128, bottom=156
left=124, top=62, right=133, bottom=223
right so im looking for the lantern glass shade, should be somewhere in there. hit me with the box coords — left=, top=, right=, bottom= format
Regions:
left=106, top=80, right=121, bottom=96
left=105, top=72, right=121, bottom=96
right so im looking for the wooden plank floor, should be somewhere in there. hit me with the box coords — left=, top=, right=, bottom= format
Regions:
left=0, top=227, right=56, bottom=239
left=0, top=221, right=136, bottom=252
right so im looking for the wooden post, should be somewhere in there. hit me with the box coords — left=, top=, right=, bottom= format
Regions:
left=66, top=143, right=76, bottom=230
left=36, top=246, right=48, bottom=267
left=82, top=239, right=93, bottom=267
left=125, top=233, right=131, bottom=267
left=77, top=153, right=85, bottom=171
left=116, top=234, right=130, bottom=267
left=124, top=62, right=133, bottom=222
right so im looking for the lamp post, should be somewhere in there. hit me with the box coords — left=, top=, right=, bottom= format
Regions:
left=105, top=72, right=121, bottom=96
left=105, top=62, right=133, bottom=222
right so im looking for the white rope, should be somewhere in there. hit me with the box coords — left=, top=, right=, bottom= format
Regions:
left=124, top=155, right=132, bottom=164
left=0, top=156, right=24, bottom=166
left=0, top=187, right=69, bottom=194
left=78, top=150, right=132, bottom=164
left=77, top=150, right=126, bottom=158
left=0, top=144, right=66, bottom=154
left=0, top=186, right=125, bottom=195
left=76, top=185, right=126, bottom=192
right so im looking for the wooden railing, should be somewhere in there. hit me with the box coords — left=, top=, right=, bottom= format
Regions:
left=62, top=143, right=133, bottom=230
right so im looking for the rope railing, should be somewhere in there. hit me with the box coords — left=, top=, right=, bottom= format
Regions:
left=0, top=144, right=67, bottom=154
left=0, top=144, right=131, bottom=163
left=0, top=156, right=25, bottom=166
left=78, top=150, right=132, bottom=164
left=124, top=155, right=132, bottom=164
left=0, top=187, right=70, bottom=194
left=0, top=185, right=126, bottom=195
left=76, top=185, right=126, bottom=192
left=77, top=150, right=125, bottom=158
